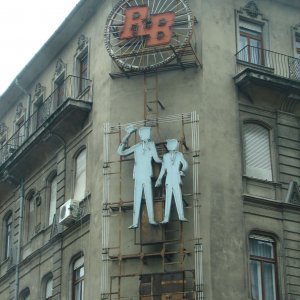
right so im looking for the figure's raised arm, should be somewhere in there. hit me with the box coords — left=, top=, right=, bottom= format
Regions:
left=117, top=125, right=137, bottom=156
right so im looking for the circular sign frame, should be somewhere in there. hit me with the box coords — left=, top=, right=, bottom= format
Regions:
left=104, top=0, right=194, bottom=71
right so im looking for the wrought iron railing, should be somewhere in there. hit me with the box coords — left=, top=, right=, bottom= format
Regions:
left=236, top=45, right=300, bottom=81
left=0, top=75, right=92, bottom=165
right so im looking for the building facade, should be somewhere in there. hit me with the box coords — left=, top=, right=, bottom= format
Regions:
left=0, top=0, right=300, bottom=299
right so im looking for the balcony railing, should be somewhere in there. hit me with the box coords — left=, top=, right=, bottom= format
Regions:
left=236, top=45, right=300, bottom=81
left=0, top=75, right=92, bottom=166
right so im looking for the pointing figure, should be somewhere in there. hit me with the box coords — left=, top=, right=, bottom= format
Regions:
left=155, top=139, right=188, bottom=223
left=118, top=125, right=162, bottom=229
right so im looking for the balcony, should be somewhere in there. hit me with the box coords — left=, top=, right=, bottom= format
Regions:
left=0, top=75, right=92, bottom=178
left=234, top=45, right=300, bottom=100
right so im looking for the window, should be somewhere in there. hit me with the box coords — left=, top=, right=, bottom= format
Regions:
left=45, top=277, right=53, bottom=299
left=74, top=149, right=87, bottom=201
left=239, top=20, right=263, bottom=64
left=78, top=53, right=88, bottom=94
left=25, top=190, right=36, bottom=241
left=296, top=34, right=300, bottom=59
left=55, top=76, right=65, bottom=107
left=73, top=256, right=84, bottom=300
left=4, top=213, right=12, bottom=260
left=289, top=33, right=300, bottom=80
left=20, top=288, right=30, bottom=300
left=15, top=118, right=26, bottom=147
left=49, top=175, right=57, bottom=225
left=243, top=123, right=272, bottom=181
left=249, top=234, right=278, bottom=300
left=34, top=96, right=45, bottom=128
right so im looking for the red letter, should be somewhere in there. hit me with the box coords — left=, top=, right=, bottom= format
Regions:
left=120, top=6, right=149, bottom=39
left=145, top=12, right=175, bottom=47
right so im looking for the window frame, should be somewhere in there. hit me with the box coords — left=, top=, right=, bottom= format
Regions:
left=3, top=211, right=13, bottom=260
left=54, top=73, right=66, bottom=108
left=235, top=10, right=270, bottom=60
left=295, top=33, right=300, bottom=60
left=25, top=189, right=36, bottom=241
left=74, top=35, right=90, bottom=97
left=72, top=255, right=84, bottom=300
left=73, top=147, right=87, bottom=201
left=239, top=25, right=264, bottom=65
left=248, top=234, right=279, bottom=300
left=242, top=121, right=274, bottom=182
left=19, top=287, right=30, bottom=300
left=42, top=272, right=54, bottom=300
left=48, top=172, right=58, bottom=226
left=77, top=52, right=89, bottom=95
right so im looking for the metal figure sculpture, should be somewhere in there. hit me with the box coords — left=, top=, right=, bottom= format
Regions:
left=155, top=139, right=188, bottom=223
left=118, top=125, right=162, bottom=229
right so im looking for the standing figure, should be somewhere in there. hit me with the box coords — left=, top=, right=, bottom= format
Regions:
left=118, top=125, right=162, bottom=229
left=155, top=139, right=188, bottom=223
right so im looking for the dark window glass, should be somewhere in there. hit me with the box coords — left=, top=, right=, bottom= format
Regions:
left=4, top=214, right=12, bottom=259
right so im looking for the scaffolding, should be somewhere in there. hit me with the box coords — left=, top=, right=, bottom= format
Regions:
left=101, top=112, right=203, bottom=299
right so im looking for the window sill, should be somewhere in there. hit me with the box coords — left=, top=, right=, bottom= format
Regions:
left=242, top=175, right=281, bottom=186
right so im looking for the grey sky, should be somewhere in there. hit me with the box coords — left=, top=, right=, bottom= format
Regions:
left=0, top=0, right=80, bottom=95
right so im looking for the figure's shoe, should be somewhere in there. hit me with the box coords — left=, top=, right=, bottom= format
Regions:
left=160, top=219, right=169, bottom=224
left=179, top=218, right=188, bottom=222
left=128, top=224, right=138, bottom=229
left=149, top=221, right=158, bottom=226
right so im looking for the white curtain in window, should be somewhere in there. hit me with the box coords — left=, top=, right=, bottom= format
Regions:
left=250, top=236, right=277, bottom=300
left=29, top=197, right=35, bottom=238
left=74, top=149, right=87, bottom=201
left=243, top=123, right=272, bottom=181
left=45, top=278, right=53, bottom=299
left=250, top=260, right=262, bottom=300
left=49, top=176, right=57, bottom=225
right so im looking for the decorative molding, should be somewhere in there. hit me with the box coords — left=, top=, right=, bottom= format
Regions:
left=77, top=34, right=88, bottom=51
left=35, top=192, right=42, bottom=206
left=240, top=0, right=263, bottom=19
left=55, top=57, right=66, bottom=76
left=15, top=103, right=25, bottom=119
left=34, top=82, right=45, bottom=98
left=0, top=122, right=8, bottom=136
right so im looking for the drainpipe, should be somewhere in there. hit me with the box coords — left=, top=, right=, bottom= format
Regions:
left=15, top=78, right=31, bottom=137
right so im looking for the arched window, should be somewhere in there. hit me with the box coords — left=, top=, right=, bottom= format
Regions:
left=72, top=256, right=84, bottom=300
left=42, top=273, right=53, bottom=300
left=19, top=287, right=30, bottom=300
left=249, top=234, right=278, bottom=300
left=73, top=148, right=87, bottom=201
left=25, top=190, right=36, bottom=241
left=49, top=175, right=57, bottom=225
left=4, top=212, right=12, bottom=259
left=243, top=123, right=272, bottom=181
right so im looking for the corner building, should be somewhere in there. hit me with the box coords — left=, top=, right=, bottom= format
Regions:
left=0, top=0, right=300, bottom=299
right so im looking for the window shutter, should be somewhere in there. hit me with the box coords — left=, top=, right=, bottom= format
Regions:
left=239, top=20, right=262, bottom=33
left=74, top=149, right=87, bottom=201
left=49, top=176, right=57, bottom=225
left=243, top=123, right=272, bottom=181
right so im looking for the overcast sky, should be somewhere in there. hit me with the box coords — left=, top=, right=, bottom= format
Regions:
left=0, top=0, right=80, bottom=95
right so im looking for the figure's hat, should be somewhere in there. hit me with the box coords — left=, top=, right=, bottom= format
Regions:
left=166, top=139, right=179, bottom=151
